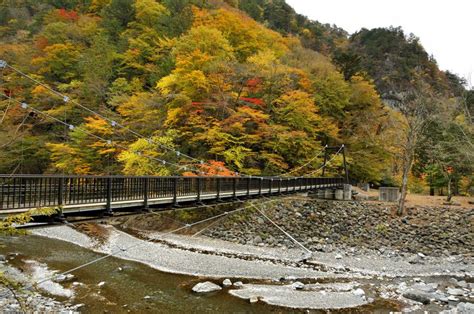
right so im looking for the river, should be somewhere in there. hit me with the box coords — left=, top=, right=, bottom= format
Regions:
left=1, top=234, right=284, bottom=313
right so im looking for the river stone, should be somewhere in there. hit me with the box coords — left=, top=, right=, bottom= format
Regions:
left=192, top=282, right=222, bottom=293
left=411, top=282, right=438, bottom=293
left=352, top=288, right=365, bottom=297
left=249, top=296, right=259, bottom=303
left=54, top=275, right=67, bottom=283
left=0, top=254, right=5, bottom=262
left=223, top=279, right=232, bottom=287
left=447, top=288, right=465, bottom=296
left=456, top=280, right=468, bottom=288
left=408, top=255, right=424, bottom=264
left=403, top=290, right=433, bottom=304
left=253, top=236, right=263, bottom=244
left=290, top=282, right=304, bottom=290
left=457, top=303, right=474, bottom=313
left=72, top=304, right=85, bottom=310
left=448, top=278, right=459, bottom=286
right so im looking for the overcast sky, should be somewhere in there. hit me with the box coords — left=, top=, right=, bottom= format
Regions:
left=286, top=0, right=473, bottom=82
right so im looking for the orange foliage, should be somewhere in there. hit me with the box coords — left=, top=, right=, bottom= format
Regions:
left=57, top=9, right=79, bottom=22
left=31, top=85, right=48, bottom=95
left=183, top=160, right=236, bottom=177
left=35, top=36, right=49, bottom=50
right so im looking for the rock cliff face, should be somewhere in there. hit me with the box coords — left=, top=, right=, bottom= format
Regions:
left=203, top=199, right=473, bottom=257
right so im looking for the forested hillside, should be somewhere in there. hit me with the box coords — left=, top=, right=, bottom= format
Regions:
left=0, top=0, right=472, bottom=196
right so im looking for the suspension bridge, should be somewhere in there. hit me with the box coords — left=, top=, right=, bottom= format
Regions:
left=0, top=60, right=349, bottom=220
left=0, top=174, right=345, bottom=217
left=0, top=61, right=355, bottom=299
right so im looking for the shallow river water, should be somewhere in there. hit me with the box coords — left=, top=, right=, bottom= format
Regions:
left=0, top=233, right=408, bottom=313
left=1, top=235, right=287, bottom=313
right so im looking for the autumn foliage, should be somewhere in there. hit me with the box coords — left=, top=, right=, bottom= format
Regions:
left=0, top=0, right=470, bottom=197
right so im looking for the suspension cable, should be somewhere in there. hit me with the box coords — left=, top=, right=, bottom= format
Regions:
left=304, top=145, right=344, bottom=177
left=0, top=92, right=190, bottom=172
left=280, top=146, right=326, bottom=177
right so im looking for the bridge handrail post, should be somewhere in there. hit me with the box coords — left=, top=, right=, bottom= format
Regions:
left=246, top=177, right=251, bottom=198
left=172, top=177, right=178, bottom=206
left=197, top=177, right=202, bottom=203
left=259, top=177, right=263, bottom=196
left=232, top=177, right=237, bottom=199
left=106, top=177, right=112, bottom=214
left=143, top=177, right=149, bottom=211
left=278, top=178, right=282, bottom=195
left=58, top=177, right=64, bottom=207
left=216, top=177, right=221, bottom=201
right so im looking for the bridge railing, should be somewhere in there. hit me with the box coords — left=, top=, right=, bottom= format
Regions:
left=0, top=175, right=344, bottom=211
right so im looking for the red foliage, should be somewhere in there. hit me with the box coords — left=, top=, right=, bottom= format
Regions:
left=57, top=9, right=79, bottom=22
left=240, top=97, right=264, bottom=106
left=246, top=77, right=261, bottom=87
left=246, top=77, right=263, bottom=93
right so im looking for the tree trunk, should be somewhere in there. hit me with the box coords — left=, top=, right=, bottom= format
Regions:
left=397, top=130, right=416, bottom=215
left=446, top=177, right=452, bottom=202
left=429, top=173, right=434, bottom=195
left=397, top=154, right=412, bottom=215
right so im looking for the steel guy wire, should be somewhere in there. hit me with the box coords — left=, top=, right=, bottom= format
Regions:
left=249, top=202, right=312, bottom=254
left=0, top=92, right=189, bottom=171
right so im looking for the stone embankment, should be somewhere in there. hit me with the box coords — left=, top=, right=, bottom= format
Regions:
left=203, top=199, right=473, bottom=258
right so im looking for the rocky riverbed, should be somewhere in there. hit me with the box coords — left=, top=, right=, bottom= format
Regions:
left=202, top=198, right=473, bottom=257
left=2, top=196, right=473, bottom=312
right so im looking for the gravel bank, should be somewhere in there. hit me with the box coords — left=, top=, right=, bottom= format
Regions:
left=139, top=232, right=474, bottom=278
left=229, top=282, right=368, bottom=309
left=33, top=225, right=350, bottom=280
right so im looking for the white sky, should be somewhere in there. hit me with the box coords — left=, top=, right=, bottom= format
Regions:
left=286, top=0, right=474, bottom=82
